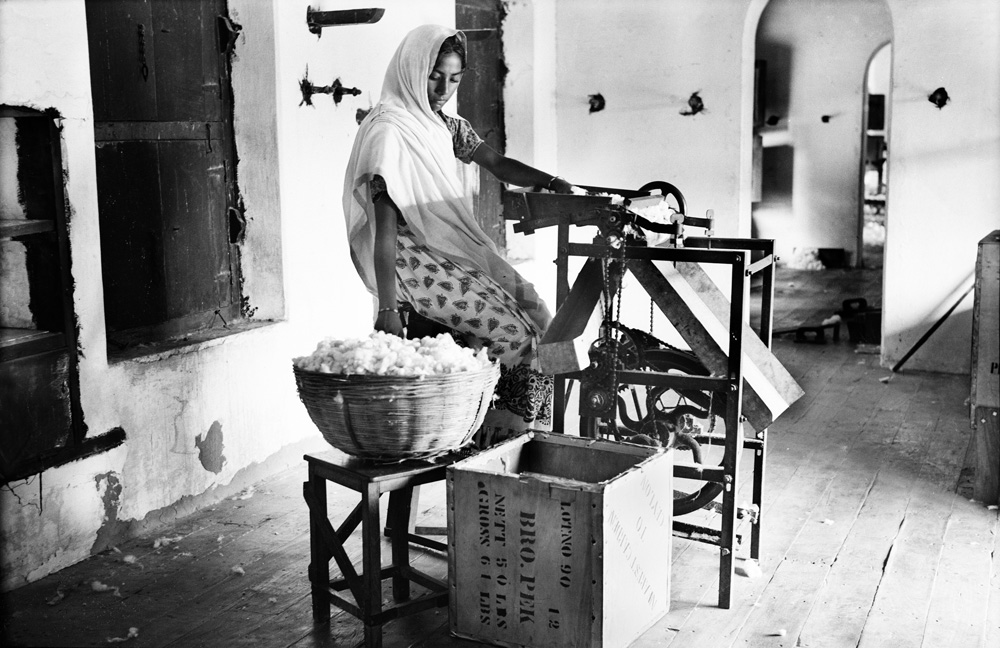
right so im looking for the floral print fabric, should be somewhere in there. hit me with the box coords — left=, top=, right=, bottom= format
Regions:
left=394, top=222, right=552, bottom=429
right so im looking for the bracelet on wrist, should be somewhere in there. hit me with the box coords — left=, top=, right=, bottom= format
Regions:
left=378, top=307, right=398, bottom=314
left=546, top=175, right=563, bottom=190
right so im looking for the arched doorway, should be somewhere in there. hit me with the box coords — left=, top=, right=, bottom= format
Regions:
left=752, top=0, right=892, bottom=268
left=860, top=42, right=891, bottom=271
left=749, top=0, right=892, bottom=340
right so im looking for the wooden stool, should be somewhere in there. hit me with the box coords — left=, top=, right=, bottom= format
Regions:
left=303, top=451, right=449, bottom=648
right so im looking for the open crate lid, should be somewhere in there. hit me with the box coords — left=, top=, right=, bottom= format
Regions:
left=447, top=432, right=668, bottom=490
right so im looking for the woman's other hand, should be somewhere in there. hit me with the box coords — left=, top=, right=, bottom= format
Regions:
left=375, top=310, right=404, bottom=336
left=548, top=176, right=576, bottom=194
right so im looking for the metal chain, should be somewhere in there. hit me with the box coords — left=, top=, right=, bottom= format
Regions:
left=137, top=24, right=149, bottom=81
left=608, top=237, right=626, bottom=409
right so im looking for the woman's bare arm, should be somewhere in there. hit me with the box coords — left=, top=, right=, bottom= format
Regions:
left=372, top=193, right=405, bottom=336
left=472, top=142, right=574, bottom=193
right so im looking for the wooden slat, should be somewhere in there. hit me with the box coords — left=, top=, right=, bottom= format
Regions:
left=0, top=218, right=54, bottom=238
left=93, top=121, right=225, bottom=142
left=919, top=499, right=998, bottom=648
left=971, top=231, right=999, bottom=409
left=968, top=407, right=1000, bottom=504
left=0, top=328, right=58, bottom=347
left=85, top=0, right=158, bottom=121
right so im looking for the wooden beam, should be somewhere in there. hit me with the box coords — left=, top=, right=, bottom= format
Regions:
left=627, top=259, right=800, bottom=431
left=538, top=258, right=609, bottom=375
left=676, top=261, right=804, bottom=427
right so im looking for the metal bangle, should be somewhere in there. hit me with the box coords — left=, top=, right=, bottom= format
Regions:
left=546, top=175, right=563, bottom=190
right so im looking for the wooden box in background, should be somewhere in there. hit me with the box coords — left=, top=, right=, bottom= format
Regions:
left=968, top=231, right=999, bottom=504
left=447, top=433, right=673, bottom=648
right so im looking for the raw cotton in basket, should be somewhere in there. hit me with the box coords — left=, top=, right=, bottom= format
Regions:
left=293, top=331, right=492, bottom=377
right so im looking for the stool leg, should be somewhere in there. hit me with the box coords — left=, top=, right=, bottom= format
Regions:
left=304, top=474, right=331, bottom=625
left=361, top=483, right=383, bottom=648
left=387, top=488, right=413, bottom=602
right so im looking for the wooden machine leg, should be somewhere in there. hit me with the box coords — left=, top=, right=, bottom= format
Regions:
left=718, top=422, right=743, bottom=609
left=751, top=427, right=767, bottom=560
left=361, top=483, right=383, bottom=648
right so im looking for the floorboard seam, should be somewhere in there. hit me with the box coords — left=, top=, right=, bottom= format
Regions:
left=852, top=480, right=909, bottom=648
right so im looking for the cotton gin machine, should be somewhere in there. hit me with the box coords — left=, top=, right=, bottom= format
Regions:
left=503, top=182, right=804, bottom=609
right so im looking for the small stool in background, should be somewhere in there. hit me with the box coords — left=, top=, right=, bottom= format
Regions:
left=303, top=451, right=448, bottom=648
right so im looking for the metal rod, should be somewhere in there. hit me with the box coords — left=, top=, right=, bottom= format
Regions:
left=891, top=282, right=975, bottom=372
left=746, top=254, right=774, bottom=276
left=567, top=242, right=741, bottom=264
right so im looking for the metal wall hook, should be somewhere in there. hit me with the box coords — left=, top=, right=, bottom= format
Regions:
left=306, top=7, right=384, bottom=37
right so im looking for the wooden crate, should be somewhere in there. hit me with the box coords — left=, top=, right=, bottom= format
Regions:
left=447, top=433, right=673, bottom=648
left=969, top=230, right=999, bottom=503
left=972, top=231, right=999, bottom=412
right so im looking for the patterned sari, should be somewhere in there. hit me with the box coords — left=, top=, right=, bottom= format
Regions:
left=343, top=25, right=553, bottom=444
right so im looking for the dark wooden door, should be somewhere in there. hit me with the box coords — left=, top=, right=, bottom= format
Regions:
left=456, top=1, right=506, bottom=251
left=86, top=0, right=240, bottom=342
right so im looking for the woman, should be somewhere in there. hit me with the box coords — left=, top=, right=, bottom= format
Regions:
left=342, top=24, right=575, bottom=443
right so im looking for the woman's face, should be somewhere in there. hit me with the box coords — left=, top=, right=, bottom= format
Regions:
left=428, top=52, right=464, bottom=111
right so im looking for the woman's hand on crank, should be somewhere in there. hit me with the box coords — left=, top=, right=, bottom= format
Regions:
left=548, top=176, right=576, bottom=194
left=375, top=309, right=404, bottom=337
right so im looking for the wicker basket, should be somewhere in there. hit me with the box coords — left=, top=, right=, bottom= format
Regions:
left=292, top=363, right=500, bottom=460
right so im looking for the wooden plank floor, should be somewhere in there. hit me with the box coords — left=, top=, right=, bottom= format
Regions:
left=3, top=266, right=998, bottom=648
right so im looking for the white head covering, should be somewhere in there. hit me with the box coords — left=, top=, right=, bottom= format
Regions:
left=342, top=24, right=550, bottom=330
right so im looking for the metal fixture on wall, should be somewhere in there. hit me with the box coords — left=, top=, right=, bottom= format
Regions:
left=928, top=87, right=950, bottom=109
left=680, top=92, right=704, bottom=116
left=588, top=93, right=606, bottom=113
left=306, top=7, right=384, bottom=36
left=299, top=75, right=361, bottom=107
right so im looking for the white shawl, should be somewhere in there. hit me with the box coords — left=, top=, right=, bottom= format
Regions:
left=342, top=24, right=551, bottom=331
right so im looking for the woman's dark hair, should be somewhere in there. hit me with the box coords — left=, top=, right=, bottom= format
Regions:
left=437, top=34, right=467, bottom=69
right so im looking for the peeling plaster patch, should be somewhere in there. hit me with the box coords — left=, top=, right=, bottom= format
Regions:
left=195, top=421, right=226, bottom=474
left=91, top=472, right=134, bottom=554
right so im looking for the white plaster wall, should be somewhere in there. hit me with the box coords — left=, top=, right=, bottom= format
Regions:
left=0, top=0, right=454, bottom=590
left=502, top=0, right=558, bottom=262
left=754, top=0, right=892, bottom=265
left=881, top=0, right=1000, bottom=373
left=272, top=0, right=454, bottom=338
left=551, top=0, right=758, bottom=238
left=504, top=0, right=765, bottom=339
